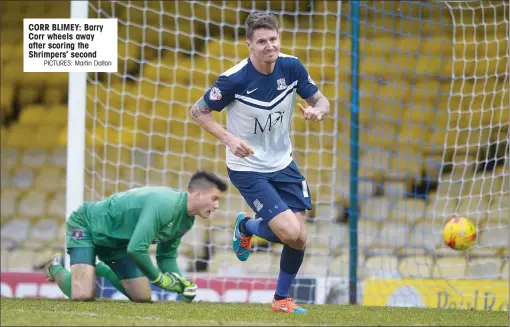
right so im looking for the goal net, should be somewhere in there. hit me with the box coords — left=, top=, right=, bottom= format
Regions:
left=81, top=0, right=509, bottom=307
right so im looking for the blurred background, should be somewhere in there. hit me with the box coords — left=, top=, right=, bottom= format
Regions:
left=0, top=0, right=508, bottom=302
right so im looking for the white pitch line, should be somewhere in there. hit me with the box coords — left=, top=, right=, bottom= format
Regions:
left=12, top=309, right=316, bottom=326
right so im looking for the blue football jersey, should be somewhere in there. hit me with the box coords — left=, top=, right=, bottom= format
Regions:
left=203, top=53, right=318, bottom=173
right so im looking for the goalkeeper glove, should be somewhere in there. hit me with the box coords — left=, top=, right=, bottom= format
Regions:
left=152, top=272, right=197, bottom=302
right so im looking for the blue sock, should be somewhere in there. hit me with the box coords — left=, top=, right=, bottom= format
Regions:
left=244, top=218, right=283, bottom=244
left=275, top=245, right=305, bottom=299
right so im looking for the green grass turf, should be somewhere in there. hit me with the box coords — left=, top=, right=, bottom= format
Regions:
left=1, top=298, right=508, bottom=326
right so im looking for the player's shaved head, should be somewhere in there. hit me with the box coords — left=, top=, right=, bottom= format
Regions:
left=245, top=12, right=279, bottom=40
left=188, top=171, right=228, bottom=193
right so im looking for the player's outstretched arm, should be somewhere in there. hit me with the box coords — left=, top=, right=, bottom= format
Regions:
left=297, top=90, right=331, bottom=122
left=190, top=98, right=255, bottom=158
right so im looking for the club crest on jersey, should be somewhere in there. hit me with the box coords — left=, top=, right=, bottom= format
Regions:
left=209, top=87, right=222, bottom=101
left=276, top=78, right=287, bottom=91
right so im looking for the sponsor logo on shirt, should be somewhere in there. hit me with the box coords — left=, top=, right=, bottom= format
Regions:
left=276, top=78, right=287, bottom=91
left=253, top=111, right=285, bottom=135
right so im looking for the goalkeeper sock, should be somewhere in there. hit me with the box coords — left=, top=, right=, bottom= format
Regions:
left=275, top=245, right=305, bottom=299
left=49, top=264, right=72, bottom=298
left=245, top=218, right=283, bottom=244
left=95, top=262, right=130, bottom=299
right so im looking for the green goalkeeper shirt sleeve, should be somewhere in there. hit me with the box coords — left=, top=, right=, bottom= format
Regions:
left=156, top=239, right=182, bottom=276
left=126, top=196, right=172, bottom=281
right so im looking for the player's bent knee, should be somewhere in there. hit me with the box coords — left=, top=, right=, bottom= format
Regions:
left=71, top=263, right=96, bottom=301
left=269, top=211, right=301, bottom=244
left=122, top=277, right=152, bottom=303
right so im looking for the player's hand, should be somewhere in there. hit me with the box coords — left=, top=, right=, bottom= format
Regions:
left=178, top=275, right=197, bottom=303
left=225, top=135, right=255, bottom=158
left=297, top=103, right=326, bottom=122
left=152, top=272, right=184, bottom=293
left=152, top=272, right=197, bottom=302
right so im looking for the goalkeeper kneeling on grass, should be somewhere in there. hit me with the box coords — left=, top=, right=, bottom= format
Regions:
left=44, top=171, right=228, bottom=303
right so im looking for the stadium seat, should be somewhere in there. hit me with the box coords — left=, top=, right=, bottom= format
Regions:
left=1, top=248, right=7, bottom=270
left=408, top=220, right=443, bottom=250
left=47, top=191, right=66, bottom=218
left=398, top=255, right=434, bottom=278
left=1, top=168, right=11, bottom=188
left=1, top=189, right=20, bottom=218
left=478, top=225, right=509, bottom=251
left=390, top=198, right=427, bottom=224
left=19, top=105, right=47, bottom=125
left=179, top=220, right=209, bottom=259
left=44, top=105, right=68, bottom=125
left=6, top=249, right=35, bottom=271
left=306, top=221, right=348, bottom=256
left=1, top=147, right=19, bottom=169
left=210, top=226, right=232, bottom=254
left=35, top=167, right=65, bottom=191
left=502, top=261, right=509, bottom=280
left=432, top=256, right=467, bottom=279
left=11, top=168, right=35, bottom=190
left=357, top=219, right=381, bottom=249
left=363, top=255, right=401, bottom=279
left=455, top=198, right=489, bottom=222
left=208, top=251, right=249, bottom=276
left=300, top=255, right=332, bottom=276
left=384, top=182, right=407, bottom=205
left=425, top=196, right=458, bottom=222
left=1, top=217, right=31, bottom=249
left=465, top=257, right=503, bottom=280
left=376, top=222, right=410, bottom=248
left=20, top=148, right=48, bottom=168
left=17, top=191, right=47, bottom=218
left=21, top=218, right=59, bottom=251
left=361, top=197, right=391, bottom=222
left=359, top=149, right=391, bottom=180
left=5, top=124, right=37, bottom=149
left=49, top=147, right=67, bottom=168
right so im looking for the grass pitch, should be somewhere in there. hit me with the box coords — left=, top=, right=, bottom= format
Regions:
left=1, top=298, right=508, bottom=326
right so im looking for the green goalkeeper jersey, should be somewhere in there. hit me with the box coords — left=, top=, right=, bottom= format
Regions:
left=82, top=186, right=195, bottom=281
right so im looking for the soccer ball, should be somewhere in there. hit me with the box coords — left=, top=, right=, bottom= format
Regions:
left=443, top=217, right=477, bottom=251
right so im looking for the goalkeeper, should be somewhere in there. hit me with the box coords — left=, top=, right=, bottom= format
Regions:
left=44, top=171, right=227, bottom=303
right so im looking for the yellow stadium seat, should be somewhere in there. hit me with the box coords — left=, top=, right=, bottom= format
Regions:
left=43, top=105, right=68, bottom=126
left=361, top=197, right=391, bottom=222
left=5, top=124, right=36, bottom=149
left=399, top=255, right=434, bottom=278
left=1, top=59, right=22, bottom=85
left=1, top=85, right=14, bottom=111
left=19, top=104, right=47, bottom=125
left=390, top=198, right=427, bottom=224
left=6, top=249, right=35, bottom=271
left=502, top=261, right=509, bottom=280
left=20, top=148, right=48, bottom=168
left=18, top=87, right=43, bottom=108
left=17, top=191, right=47, bottom=218
left=35, top=167, right=65, bottom=191
left=47, top=191, right=66, bottom=218
left=363, top=255, right=400, bottom=279
left=465, top=257, right=503, bottom=279
left=300, top=255, right=333, bottom=276
left=433, top=256, right=467, bottom=279
left=42, top=86, right=66, bottom=106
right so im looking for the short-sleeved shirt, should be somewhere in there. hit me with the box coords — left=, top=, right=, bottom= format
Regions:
left=203, top=53, right=318, bottom=173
